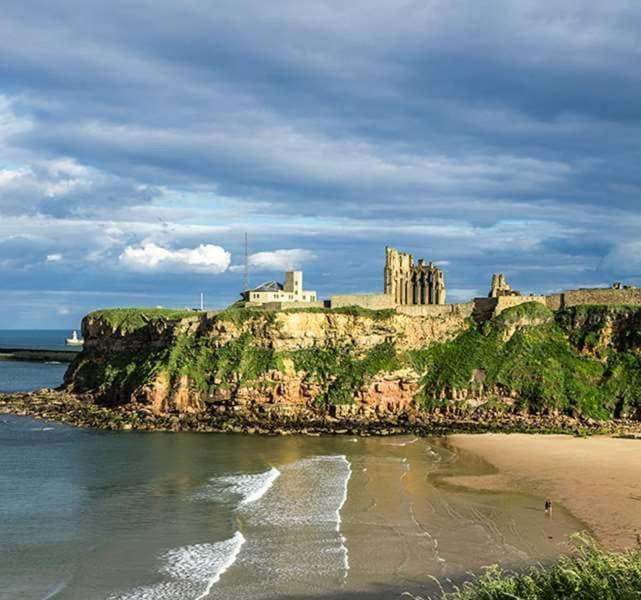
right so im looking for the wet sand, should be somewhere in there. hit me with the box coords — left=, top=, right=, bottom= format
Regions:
left=448, top=434, right=641, bottom=549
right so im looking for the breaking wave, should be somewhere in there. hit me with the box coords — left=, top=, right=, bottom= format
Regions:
left=193, top=467, right=281, bottom=506
left=222, top=467, right=281, bottom=506
left=109, top=532, right=246, bottom=600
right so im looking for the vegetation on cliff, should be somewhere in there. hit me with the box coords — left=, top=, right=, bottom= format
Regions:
left=165, top=333, right=278, bottom=391
left=291, top=341, right=399, bottom=406
left=430, top=537, right=641, bottom=600
left=412, top=303, right=608, bottom=417
left=87, top=308, right=197, bottom=332
left=74, top=303, right=641, bottom=420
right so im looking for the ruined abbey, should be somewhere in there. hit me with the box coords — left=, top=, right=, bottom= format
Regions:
left=384, top=246, right=446, bottom=305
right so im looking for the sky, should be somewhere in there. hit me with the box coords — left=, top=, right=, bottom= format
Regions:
left=1, top=1, right=641, bottom=328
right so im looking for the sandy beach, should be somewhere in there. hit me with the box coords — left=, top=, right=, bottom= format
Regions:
left=448, top=434, right=641, bottom=549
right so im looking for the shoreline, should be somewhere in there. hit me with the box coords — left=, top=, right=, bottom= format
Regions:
left=0, top=348, right=78, bottom=363
left=4, top=389, right=641, bottom=438
left=448, top=433, right=641, bottom=549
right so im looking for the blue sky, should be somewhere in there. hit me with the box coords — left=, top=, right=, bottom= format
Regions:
left=1, top=1, right=641, bottom=328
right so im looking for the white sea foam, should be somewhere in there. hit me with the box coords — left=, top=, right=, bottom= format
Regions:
left=335, top=455, right=352, bottom=580
left=228, top=467, right=281, bottom=506
left=109, top=532, right=245, bottom=600
left=194, top=467, right=280, bottom=506
left=165, top=532, right=246, bottom=600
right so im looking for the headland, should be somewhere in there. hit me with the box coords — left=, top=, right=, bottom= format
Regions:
left=4, top=293, right=641, bottom=435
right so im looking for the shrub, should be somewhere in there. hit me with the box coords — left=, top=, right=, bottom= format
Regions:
left=425, top=535, right=641, bottom=600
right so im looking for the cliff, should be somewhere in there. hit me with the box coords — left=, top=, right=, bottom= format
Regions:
left=63, top=303, right=641, bottom=423
left=65, top=305, right=469, bottom=416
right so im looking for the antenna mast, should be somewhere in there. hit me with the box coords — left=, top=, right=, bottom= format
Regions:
left=243, top=232, right=250, bottom=292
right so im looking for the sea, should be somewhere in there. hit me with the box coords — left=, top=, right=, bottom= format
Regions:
left=0, top=330, right=77, bottom=393
left=0, top=332, right=586, bottom=600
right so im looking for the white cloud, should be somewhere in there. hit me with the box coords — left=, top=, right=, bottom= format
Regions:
left=119, top=242, right=231, bottom=273
left=46, top=253, right=63, bottom=262
left=248, top=248, right=317, bottom=272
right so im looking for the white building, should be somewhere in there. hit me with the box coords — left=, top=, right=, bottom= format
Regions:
left=242, top=271, right=317, bottom=304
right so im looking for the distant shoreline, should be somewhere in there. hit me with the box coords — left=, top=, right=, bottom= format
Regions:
left=0, top=348, right=78, bottom=363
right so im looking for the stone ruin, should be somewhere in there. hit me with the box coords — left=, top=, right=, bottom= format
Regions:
left=489, top=273, right=520, bottom=298
left=384, top=246, right=446, bottom=305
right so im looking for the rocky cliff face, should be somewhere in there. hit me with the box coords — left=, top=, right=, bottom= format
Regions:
left=65, top=306, right=468, bottom=416
left=64, top=303, right=641, bottom=422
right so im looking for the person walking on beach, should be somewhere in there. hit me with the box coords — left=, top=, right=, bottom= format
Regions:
left=544, top=499, right=552, bottom=515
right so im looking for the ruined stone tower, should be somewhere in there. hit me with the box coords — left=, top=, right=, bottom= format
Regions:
left=384, top=247, right=446, bottom=305
left=488, top=273, right=520, bottom=298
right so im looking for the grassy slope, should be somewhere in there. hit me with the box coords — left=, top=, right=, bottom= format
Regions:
left=433, top=538, right=641, bottom=600
left=411, top=302, right=641, bottom=418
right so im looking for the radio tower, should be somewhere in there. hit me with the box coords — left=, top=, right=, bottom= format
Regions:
left=243, top=232, right=250, bottom=292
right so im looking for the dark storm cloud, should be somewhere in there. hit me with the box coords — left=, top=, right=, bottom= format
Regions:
left=1, top=0, right=641, bottom=326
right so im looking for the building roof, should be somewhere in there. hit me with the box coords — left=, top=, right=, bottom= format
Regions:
left=248, top=280, right=283, bottom=293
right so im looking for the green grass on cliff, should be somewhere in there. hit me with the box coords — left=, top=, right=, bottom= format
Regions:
left=430, top=536, right=641, bottom=600
left=164, top=333, right=279, bottom=391
left=412, top=303, right=610, bottom=417
left=89, top=308, right=197, bottom=332
left=291, top=341, right=399, bottom=406
left=68, top=349, right=165, bottom=401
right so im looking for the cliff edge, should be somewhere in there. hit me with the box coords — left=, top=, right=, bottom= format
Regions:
left=60, top=302, right=641, bottom=426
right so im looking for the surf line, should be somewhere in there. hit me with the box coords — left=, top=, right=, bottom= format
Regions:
left=239, top=466, right=281, bottom=506
left=334, top=455, right=352, bottom=582
left=214, top=465, right=281, bottom=596
left=194, top=532, right=246, bottom=600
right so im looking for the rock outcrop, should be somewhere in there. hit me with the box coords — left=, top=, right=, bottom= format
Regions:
left=65, top=306, right=468, bottom=417
left=62, top=303, right=641, bottom=425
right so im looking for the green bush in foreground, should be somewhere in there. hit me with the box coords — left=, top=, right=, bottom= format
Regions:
left=425, top=536, right=641, bottom=600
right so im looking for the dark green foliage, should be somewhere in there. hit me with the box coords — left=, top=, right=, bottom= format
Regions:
left=413, top=303, right=614, bottom=418
left=89, top=308, right=197, bottom=332
left=431, top=536, right=641, bottom=600
left=73, top=333, right=278, bottom=399
left=165, top=333, right=279, bottom=391
left=603, top=352, right=641, bottom=418
left=291, top=341, right=399, bottom=406
left=68, top=349, right=164, bottom=402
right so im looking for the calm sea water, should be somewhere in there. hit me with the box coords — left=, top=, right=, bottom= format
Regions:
left=0, top=330, right=78, bottom=393
left=0, top=332, right=586, bottom=599
left=1, top=416, right=586, bottom=600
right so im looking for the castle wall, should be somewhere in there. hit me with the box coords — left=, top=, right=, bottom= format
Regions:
left=554, top=288, right=641, bottom=309
left=247, top=301, right=325, bottom=310
left=494, top=295, right=547, bottom=315
left=395, top=302, right=474, bottom=318
left=545, top=294, right=563, bottom=311
left=329, top=294, right=397, bottom=310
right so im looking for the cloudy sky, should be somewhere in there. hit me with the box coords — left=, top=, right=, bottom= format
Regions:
left=1, top=1, right=641, bottom=327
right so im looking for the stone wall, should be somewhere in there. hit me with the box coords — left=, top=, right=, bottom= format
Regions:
left=247, top=300, right=325, bottom=310
left=471, top=296, right=548, bottom=323
left=547, top=288, right=641, bottom=309
left=395, top=302, right=474, bottom=318
left=329, top=293, right=397, bottom=309
left=494, top=295, right=547, bottom=315
left=545, top=294, right=563, bottom=311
